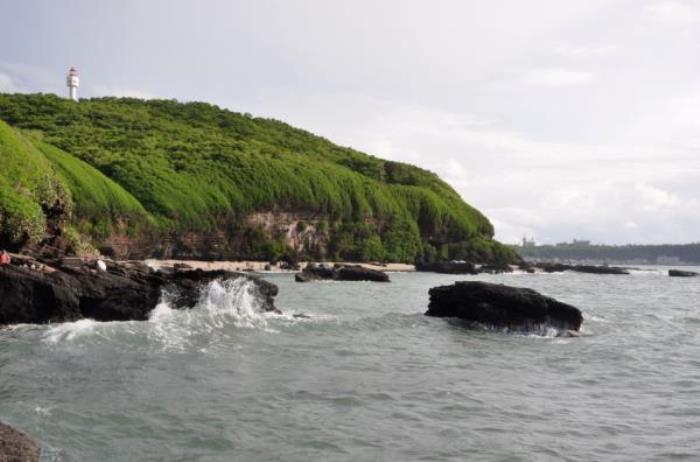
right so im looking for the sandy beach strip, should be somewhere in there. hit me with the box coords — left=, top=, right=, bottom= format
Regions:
left=144, top=259, right=415, bottom=273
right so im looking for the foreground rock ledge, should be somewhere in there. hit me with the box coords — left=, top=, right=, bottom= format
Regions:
left=426, top=281, right=583, bottom=332
left=295, top=263, right=390, bottom=282
left=0, top=422, right=39, bottom=462
left=0, top=257, right=278, bottom=325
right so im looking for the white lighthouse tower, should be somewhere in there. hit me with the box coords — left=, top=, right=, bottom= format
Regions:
left=66, top=67, right=79, bottom=101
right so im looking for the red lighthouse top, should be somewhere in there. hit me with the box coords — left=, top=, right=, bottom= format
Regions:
left=68, top=67, right=78, bottom=76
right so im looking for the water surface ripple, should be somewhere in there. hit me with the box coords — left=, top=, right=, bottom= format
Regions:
left=1, top=268, right=699, bottom=461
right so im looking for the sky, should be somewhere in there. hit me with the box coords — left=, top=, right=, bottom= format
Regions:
left=1, top=0, right=699, bottom=245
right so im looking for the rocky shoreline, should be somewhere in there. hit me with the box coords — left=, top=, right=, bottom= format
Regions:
left=0, top=255, right=278, bottom=326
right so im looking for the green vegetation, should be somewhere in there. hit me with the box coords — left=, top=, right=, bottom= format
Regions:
left=35, top=140, right=153, bottom=237
left=0, top=93, right=514, bottom=262
left=0, top=120, right=70, bottom=245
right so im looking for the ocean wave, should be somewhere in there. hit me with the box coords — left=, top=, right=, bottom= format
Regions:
left=43, top=278, right=282, bottom=348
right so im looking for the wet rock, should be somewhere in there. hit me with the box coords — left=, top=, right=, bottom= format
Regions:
left=535, top=263, right=629, bottom=275
left=295, top=263, right=389, bottom=282
left=669, top=269, right=698, bottom=277
left=0, top=422, right=39, bottom=462
left=426, top=281, right=583, bottom=331
left=335, top=264, right=389, bottom=282
left=415, top=261, right=478, bottom=275
left=478, top=263, right=514, bottom=274
left=0, top=256, right=278, bottom=325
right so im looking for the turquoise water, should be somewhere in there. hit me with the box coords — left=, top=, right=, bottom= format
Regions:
left=2, top=268, right=700, bottom=461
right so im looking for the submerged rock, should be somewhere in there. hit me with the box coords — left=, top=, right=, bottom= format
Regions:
left=295, top=263, right=389, bottom=282
left=535, top=263, right=629, bottom=275
left=426, top=281, right=583, bottom=332
left=0, top=256, right=278, bottom=325
left=669, top=269, right=698, bottom=277
left=0, top=422, right=39, bottom=462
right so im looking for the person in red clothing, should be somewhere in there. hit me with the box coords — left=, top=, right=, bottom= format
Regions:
left=0, top=250, right=11, bottom=265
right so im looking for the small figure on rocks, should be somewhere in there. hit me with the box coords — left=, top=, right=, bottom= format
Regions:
left=0, top=250, right=11, bottom=266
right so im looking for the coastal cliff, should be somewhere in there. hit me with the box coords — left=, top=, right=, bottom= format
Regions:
left=0, top=94, right=515, bottom=264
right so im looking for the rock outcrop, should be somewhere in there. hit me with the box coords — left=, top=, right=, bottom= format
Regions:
left=669, top=269, right=698, bottom=277
left=478, top=263, right=514, bottom=274
left=426, top=281, right=583, bottom=332
left=415, top=261, right=479, bottom=275
left=0, top=256, right=278, bottom=325
left=0, top=422, right=39, bottom=462
left=295, top=263, right=389, bottom=282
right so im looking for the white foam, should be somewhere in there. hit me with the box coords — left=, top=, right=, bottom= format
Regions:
left=44, top=318, right=101, bottom=343
left=43, top=278, right=276, bottom=348
left=147, top=277, right=284, bottom=349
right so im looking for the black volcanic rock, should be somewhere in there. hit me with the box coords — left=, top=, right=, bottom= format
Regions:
left=0, top=257, right=278, bottom=325
left=478, top=263, right=514, bottom=274
left=535, top=263, right=629, bottom=275
left=669, top=269, right=698, bottom=277
left=0, top=422, right=39, bottom=462
left=295, top=263, right=389, bottom=282
left=415, top=261, right=479, bottom=275
left=426, top=281, right=583, bottom=332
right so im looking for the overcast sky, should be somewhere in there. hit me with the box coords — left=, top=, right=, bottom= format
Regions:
left=2, top=0, right=699, bottom=244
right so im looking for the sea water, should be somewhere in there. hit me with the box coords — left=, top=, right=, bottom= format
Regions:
left=1, top=268, right=700, bottom=461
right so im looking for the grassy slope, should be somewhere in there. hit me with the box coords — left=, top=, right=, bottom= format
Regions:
left=0, top=93, right=514, bottom=262
left=0, top=120, right=68, bottom=244
left=35, top=141, right=154, bottom=237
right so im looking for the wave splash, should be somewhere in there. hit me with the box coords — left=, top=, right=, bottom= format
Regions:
left=44, top=278, right=277, bottom=347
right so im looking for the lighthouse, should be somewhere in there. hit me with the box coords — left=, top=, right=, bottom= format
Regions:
left=66, top=67, right=79, bottom=101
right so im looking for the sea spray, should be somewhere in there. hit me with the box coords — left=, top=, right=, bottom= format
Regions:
left=43, top=278, right=276, bottom=348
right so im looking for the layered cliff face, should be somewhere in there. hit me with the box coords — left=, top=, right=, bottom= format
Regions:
left=0, top=94, right=516, bottom=263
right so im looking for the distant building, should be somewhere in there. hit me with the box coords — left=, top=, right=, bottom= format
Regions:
left=555, top=239, right=591, bottom=247
left=657, top=256, right=682, bottom=265
left=66, top=67, right=79, bottom=101
left=521, top=236, right=536, bottom=247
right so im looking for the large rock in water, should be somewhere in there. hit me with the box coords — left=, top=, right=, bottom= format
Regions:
left=426, top=281, right=583, bottom=331
left=0, top=422, right=39, bottom=462
left=295, top=263, right=389, bottom=282
left=0, top=257, right=278, bottom=325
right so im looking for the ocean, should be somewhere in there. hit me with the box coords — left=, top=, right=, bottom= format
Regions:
left=2, top=268, right=699, bottom=461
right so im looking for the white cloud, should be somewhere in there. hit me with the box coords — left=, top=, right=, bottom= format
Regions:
left=0, top=73, right=18, bottom=92
left=645, top=1, right=700, bottom=25
left=553, top=43, right=619, bottom=59
left=524, top=68, right=596, bottom=87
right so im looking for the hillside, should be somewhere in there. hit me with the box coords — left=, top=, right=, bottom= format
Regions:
left=0, top=93, right=515, bottom=263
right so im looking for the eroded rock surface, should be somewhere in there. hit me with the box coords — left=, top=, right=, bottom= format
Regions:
left=426, top=281, right=583, bottom=332
left=0, top=422, right=39, bottom=462
left=0, top=256, right=278, bottom=325
left=295, top=263, right=389, bottom=282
